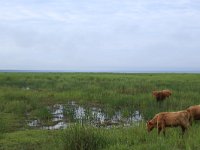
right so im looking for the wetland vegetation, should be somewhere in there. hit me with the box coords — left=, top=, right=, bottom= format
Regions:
left=0, top=72, right=200, bottom=149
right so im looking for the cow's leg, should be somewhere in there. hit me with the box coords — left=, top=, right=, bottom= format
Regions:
left=162, top=128, right=166, bottom=136
left=157, top=120, right=165, bottom=136
left=181, top=126, right=187, bottom=137
left=189, top=117, right=193, bottom=126
left=161, top=122, right=166, bottom=136
left=158, top=127, right=162, bottom=135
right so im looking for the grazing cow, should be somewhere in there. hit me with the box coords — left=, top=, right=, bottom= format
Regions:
left=187, top=105, right=200, bottom=122
left=152, top=89, right=172, bottom=102
left=146, top=111, right=191, bottom=136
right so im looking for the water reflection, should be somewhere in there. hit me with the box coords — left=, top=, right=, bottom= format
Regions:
left=28, top=101, right=143, bottom=130
left=52, top=104, right=64, bottom=122
left=42, top=122, right=67, bottom=130
left=28, top=120, right=39, bottom=127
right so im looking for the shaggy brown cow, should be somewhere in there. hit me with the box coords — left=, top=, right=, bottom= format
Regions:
left=146, top=111, right=191, bottom=136
left=152, top=89, right=172, bottom=102
left=187, top=105, right=200, bottom=122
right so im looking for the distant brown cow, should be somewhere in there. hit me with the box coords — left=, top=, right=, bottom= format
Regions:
left=146, top=111, right=191, bottom=136
left=187, top=105, right=200, bottom=122
left=152, top=89, right=172, bottom=102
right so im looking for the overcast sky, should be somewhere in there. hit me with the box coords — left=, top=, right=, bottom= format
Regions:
left=0, top=0, right=200, bottom=72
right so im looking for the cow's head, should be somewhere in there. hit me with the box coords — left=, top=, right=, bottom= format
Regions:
left=146, top=120, right=154, bottom=132
left=152, top=91, right=159, bottom=97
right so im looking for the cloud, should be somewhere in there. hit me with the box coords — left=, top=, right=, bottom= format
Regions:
left=0, top=0, right=200, bottom=71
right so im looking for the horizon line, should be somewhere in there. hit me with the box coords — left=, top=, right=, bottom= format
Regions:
left=0, top=69, right=200, bottom=73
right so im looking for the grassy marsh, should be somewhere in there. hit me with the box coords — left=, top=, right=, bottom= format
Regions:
left=0, top=72, right=200, bottom=149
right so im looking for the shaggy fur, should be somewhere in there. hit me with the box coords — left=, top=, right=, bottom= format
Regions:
left=146, top=111, right=191, bottom=136
left=152, top=89, right=172, bottom=102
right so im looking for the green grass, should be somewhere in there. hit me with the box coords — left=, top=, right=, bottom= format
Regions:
left=0, top=130, right=61, bottom=150
left=0, top=72, right=200, bottom=149
left=1, top=123, right=200, bottom=150
left=61, top=125, right=108, bottom=150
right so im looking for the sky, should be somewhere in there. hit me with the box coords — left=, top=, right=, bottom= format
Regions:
left=0, top=0, right=200, bottom=72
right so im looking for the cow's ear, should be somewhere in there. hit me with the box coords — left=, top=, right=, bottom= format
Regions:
left=152, top=92, right=157, bottom=96
left=148, top=121, right=153, bottom=125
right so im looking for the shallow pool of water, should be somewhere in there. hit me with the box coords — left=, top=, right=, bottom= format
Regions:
left=28, top=101, right=143, bottom=130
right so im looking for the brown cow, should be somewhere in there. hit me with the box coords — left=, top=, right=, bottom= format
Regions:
left=146, top=110, right=191, bottom=136
left=187, top=105, right=200, bottom=122
left=152, top=89, right=172, bottom=102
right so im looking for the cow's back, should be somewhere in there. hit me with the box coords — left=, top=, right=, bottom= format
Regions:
left=158, top=111, right=190, bottom=127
